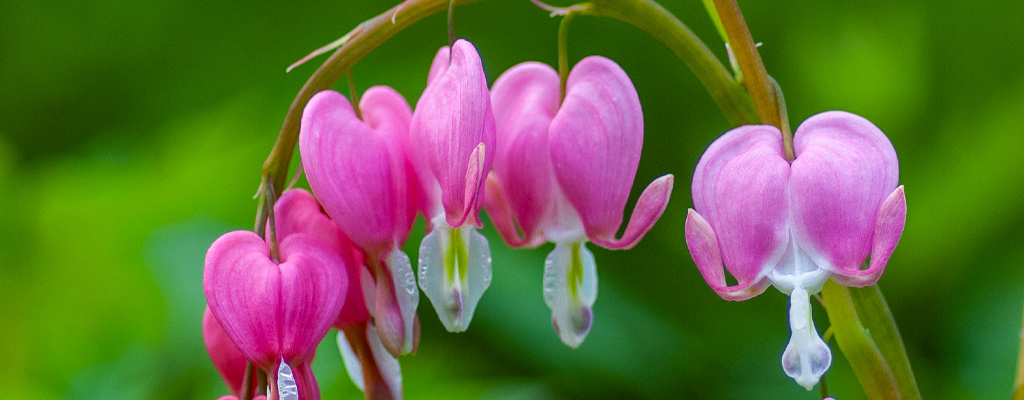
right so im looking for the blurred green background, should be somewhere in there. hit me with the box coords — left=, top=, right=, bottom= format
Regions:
left=2, top=0, right=1023, bottom=399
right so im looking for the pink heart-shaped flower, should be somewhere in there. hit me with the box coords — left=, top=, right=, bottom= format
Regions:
left=204, top=230, right=347, bottom=371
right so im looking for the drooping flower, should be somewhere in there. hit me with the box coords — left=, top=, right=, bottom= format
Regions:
left=202, top=306, right=248, bottom=395
left=409, top=39, right=496, bottom=333
left=203, top=228, right=348, bottom=400
left=484, top=57, right=674, bottom=348
left=684, top=111, right=907, bottom=389
left=274, top=189, right=403, bottom=399
left=300, top=86, right=421, bottom=357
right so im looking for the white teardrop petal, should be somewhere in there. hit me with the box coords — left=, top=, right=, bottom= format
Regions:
left=418, top=223, right=492, bottom=332
left=543, top=241, right=597, bottom=348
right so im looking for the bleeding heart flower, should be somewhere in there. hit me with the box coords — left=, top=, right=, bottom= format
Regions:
left=409, top=39, right=496, bottom=333
left=204, top=230, right=347, bottom=400
left=274, top=189, right=404, bottom=397
left=203, top=306, right=247, bottom=395
left=300, top=87, right=421, bottom=357
left=484, top=57, right=674, bottom=348
left=684, top=111, right=907, bottom=389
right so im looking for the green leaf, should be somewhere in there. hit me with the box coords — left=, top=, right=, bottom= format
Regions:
left=821, top=281, right=922, bottom=400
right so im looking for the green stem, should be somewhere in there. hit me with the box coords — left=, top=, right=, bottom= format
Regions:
left=557, top=11, right=577, bottom=104
left=768, top=75, right=794, bottom=161
left=240, top=363, right=254, bottom=400
left=348, top=73, right=361, bottom=120
left=710, top=0, right=780, bottom=129
left=583, top=0, right=759, bottom=126
left=1014, top=295, right=1024, bottom=400
left=821, top=281, right=922, bottom=400
left=448, top=0, right=457, bottom=48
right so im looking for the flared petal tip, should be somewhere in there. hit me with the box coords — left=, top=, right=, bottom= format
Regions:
left=684, top=210, right=770, bottom=301
left=590, top=174, right=674, bottom=250
left=830, top=185, right=907, bottom=287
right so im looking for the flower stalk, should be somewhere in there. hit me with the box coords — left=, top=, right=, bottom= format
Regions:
left=1014, top=295, right=1024, bottom=400
left=821, top=282, right=921, bottom=399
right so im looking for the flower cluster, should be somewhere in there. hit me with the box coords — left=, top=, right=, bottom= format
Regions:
left=202, top=39, right=672, bottom=400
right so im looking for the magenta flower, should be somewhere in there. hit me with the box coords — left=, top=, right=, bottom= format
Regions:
left=203, top=306, right=247, bottom=395
left=203, top=229, right=347, bottom=400
left=300, top=86, right=421, bottom=357
left=274, top=189, right=403, bottom=398
left=684, top=111, right=907, bottom=389
left=485, top=57, right=674, bottom=347
left=273, top=189, right=368, bottom=328
left=409, top=39, right=496, bottom=332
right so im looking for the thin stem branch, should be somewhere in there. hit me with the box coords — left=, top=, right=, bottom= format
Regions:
left=240, top=363, right=255, bottom=400
left=348, top=73, right=362, bottom=120
left=557, top=11, right=577, bottom=104
left=263, top=176, right=280, bottom=262
left=710, top=0, right=779, bottom=129
left=584, top=0, right=759, bottom=126
left=448, top=0, right=456, bottom=48
left=1014, top=295, right=1024, bottom=398
left=768, top=75, right=794, bottom=161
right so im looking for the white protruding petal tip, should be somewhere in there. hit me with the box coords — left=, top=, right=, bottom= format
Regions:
left=418, top=223, right=492, bottom=332
left=780, top=287, right=832, bottom=390
left=388, top=249, right=419, bottom=353
left=544, top=241, right=598, bottom=348
left=277, top=361, right=299, bottom=400
left=337, top=332, right=365, bottom=392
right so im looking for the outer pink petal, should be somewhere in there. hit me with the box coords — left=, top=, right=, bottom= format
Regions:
left=204, top=231, right=281, bottom=370
left=410, top=39, right=496, bottom=227
left=685, top=210, right=771, bottom=301
left=482, top=173, right=545, bottom=248
left=360, top=86, right=418, bottom=244
left=591, top=174, right=674, bottom=249
left=549, top=56, right=644, bottom=239
left=690, top=125, right=790, bottom=292
left=293, top=362, right=320, bottom=400
left=273, top=189, right=369, bottom=328
left=300, top=90, right=396, bottom=253
left=831, top=186, right=907, bottom=286
left=790, top=111, right=900, bottom=276
left=203, top=307, right=247, bottom=395
left=278, top=233, right=348, bottom=364
left=490, top=61, right=560, bottom=237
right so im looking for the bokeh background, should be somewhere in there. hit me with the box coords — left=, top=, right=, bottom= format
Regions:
left=2, top=0, right=1023, bottom=399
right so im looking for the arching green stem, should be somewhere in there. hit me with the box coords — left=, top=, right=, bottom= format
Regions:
left=583, top=0, right=759, bottom=126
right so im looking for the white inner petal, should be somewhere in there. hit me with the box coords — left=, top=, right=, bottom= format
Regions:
left=367, top=324, right=404, bottom=400
left=277, top=360, right=299, bottom=400
left=418, top=214, right=492, bottom=332
left=767, top=232, right=832, bottom=390
left=337, top=331, right=365, bottom=392
left=387, top=248, right=419, bottom=353
left=543, top=240, right=597, bottom=348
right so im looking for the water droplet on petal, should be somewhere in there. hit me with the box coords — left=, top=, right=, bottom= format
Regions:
left=277, top=361, right=299, bottom=400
